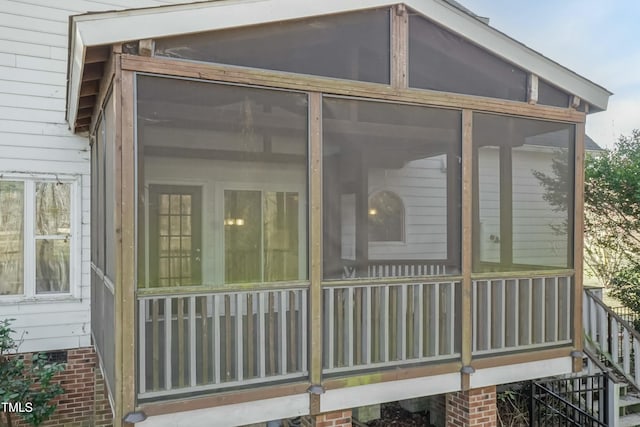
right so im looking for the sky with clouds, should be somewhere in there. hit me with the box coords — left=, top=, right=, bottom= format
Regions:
left=461, top=0, right=640, bottom=149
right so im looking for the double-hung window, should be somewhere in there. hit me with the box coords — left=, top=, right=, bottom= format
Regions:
left=0, top=176, right=78, bottom=298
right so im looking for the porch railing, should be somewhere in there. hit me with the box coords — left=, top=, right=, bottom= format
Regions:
left=322, top=280, right=460, bottom=374
left=584, top=289, right=640, bottom=390
left=472, top=274, right=573, bottom=355
left=138, top=286, right=308, bottom=399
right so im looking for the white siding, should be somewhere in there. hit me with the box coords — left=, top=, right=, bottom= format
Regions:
left=0, top=0, right=201, bottom=352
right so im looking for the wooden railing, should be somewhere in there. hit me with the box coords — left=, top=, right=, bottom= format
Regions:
left=584, top=289, right=640, bottom=389
left=472, top=274, right=573, bottom=355
left=137, top=286, right=308, bottom=399
left=322, top=280, right=460, bottom=374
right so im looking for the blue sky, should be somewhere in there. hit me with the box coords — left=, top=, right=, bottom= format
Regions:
left=461, top=0, right=640, bottom=148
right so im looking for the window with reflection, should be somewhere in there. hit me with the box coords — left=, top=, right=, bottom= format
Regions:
left=473, top=113, right=575, bottom=272
left=136, top=75, right=308, bottom=288
left=155, top=8, right=390, bottom=84
left=368, top=191, right=405, bottom=242
left=322, top=97, right=461, bottom=280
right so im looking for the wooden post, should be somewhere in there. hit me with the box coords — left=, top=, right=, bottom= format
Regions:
left=528, top=74, right=539, bottom=105
left=391, top=4, right=409, bottom=89
left=114, top=57, right=136, bottom=425
left=309, top=92, right=323, bottom=411
left=573, top=122, right=585, bottom=372
left=461, top=110, right=473, bottom=389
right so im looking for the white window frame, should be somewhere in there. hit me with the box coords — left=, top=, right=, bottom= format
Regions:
left=0, top=173, right=81, bottom=302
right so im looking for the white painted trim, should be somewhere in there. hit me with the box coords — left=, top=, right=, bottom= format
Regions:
left=320, top=371, right=460, bottom=413
left=67, top=0, right=610, bottom=130
left=135, top=393, right=309, bottom=427
left=470, top=356, right=573, bottom=389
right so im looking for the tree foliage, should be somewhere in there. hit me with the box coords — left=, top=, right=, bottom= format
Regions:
left=584, top=129, right=640, bottom=288
left=0, top=319, right=65, bottom=427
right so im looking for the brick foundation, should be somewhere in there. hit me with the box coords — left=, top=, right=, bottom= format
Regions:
left=1, top=347, right=113, bottom=427
left=301, top=410, right=352, bottom=427
left=446, top=386, right=497, bottom=427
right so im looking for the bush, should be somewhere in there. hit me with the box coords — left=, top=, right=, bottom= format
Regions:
left=0, top=319, right=65, bottom=427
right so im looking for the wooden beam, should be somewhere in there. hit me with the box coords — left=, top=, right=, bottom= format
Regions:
left=139, top=39, right=155, bottom=57
left=79, top=80, right=99, bottom=97
left=82, top=62, right=104, bottom=82
left=121, top=55, right=587, bottom=123
left=140, top=382, right=310, bottom=417
left=309, top=92, right=323, bottom=392
left=323, top=361, right=461, bottom=390
left=472, top=346, right=573, bottom=370
left=391, top=4, right=408, bottom=89
left=528, top=74, right=538, bottom=105
left=461, top=109, right=473, bottom=389
left=571, top=95, right=581, bottom=109
left=79, top=96, right=96, bottom=109
left=573, top=122, right=585, bottom=372
left=89, top=44, right=118, bottom=134
left=85, top=46, right=110, bottom=64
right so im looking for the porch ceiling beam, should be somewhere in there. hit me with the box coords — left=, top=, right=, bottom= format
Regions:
left=124, top=55, right=588, bottom=123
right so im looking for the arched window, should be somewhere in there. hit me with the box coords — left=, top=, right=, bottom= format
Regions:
left=368, top=191, right=404, bottom=242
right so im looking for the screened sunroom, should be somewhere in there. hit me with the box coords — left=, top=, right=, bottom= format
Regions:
left=68, top=0, right=610, bottom=424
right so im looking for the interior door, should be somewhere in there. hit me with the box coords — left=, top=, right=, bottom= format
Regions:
left=149, top=185, right=202, bottom=287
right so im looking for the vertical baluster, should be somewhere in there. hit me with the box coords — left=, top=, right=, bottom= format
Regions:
left=589, top=296, right=597, bottom=343
left=258, top=292, right=266, bottom=378
left=611, top=319, right=619, bottom=367
left=365, top=286, right=372, bottom=365
left=327, top=287, right=335, bottom=369
left=400, top=284, right=407, bottom=360
left=513, top=280, right=519, bottom=347
left=634, top=339, right=640, bottom=385
left=236, top=294, right=244, bottom=381
left=201, top=296, right=209, bottom=384
left=280, top=291, right=287, bottom=375
left=449, top=282, right=456, bottom=354
left=355, top=287, right=363, bottom=366
left=553, top=276, right=559, bottom=342
left=599, top=305, right=608, bottom=351
left=247, top=293, right=254, bottom=378
left=539, top=279, right=546, bottom=343
left=152, top=299, right=160, bottom=390
left=164, top=297, right=172, bottom=390
left=372, top=286, right=380, bottom=363
left=268, top=292, right=276, bottom=375
left=189, top=296, right=197, bottom=387
left=288, top=291, right=296, bottom=372
left=382, top=285, right=389, bottom=362
left=417, top=284, right=424, bottom=358
left=301, top=290, right=308, bottom=373
left=528, top=279, right=533, bottom=345
left=623, top=328, right=631, bottom=375
left=347, top=287, right=354, bottom=367
left=213, top=294, right=221, bottom=384
left=485, top=281, right=491, bottom=349
left=177, top=298, right=185, bottom=387
left=139, top=299, right=146, bottom=394
left=434, top=283, right=440, bottom=356
left=565, top=277, right=571, bottom=340
left=472, top=281, right=477, bottom=352
left=499, top=280, right=506, bottom=349
left=224, top=295, right=232, bottom=381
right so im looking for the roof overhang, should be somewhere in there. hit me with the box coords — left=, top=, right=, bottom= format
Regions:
left=66, top=0, right=612, bottom=133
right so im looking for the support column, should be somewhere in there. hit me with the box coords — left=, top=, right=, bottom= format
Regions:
left=302, top=410, right=352, bottom=427
left=446, top=386, right=496, bottom=427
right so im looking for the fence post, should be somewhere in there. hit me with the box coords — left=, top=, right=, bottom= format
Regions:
left=608, top=378, right=619, bottom=427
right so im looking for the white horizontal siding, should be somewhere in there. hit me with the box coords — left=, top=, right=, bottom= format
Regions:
left=0, top=0, right=204, bottom=353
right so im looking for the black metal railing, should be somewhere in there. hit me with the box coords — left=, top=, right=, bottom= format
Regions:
left=530, top=373, right=608, bottom=426
left=611, top=306, right=640, bottom=331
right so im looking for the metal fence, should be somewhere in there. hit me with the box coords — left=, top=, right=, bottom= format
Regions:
left=530, top=373, right=608, bottom=426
